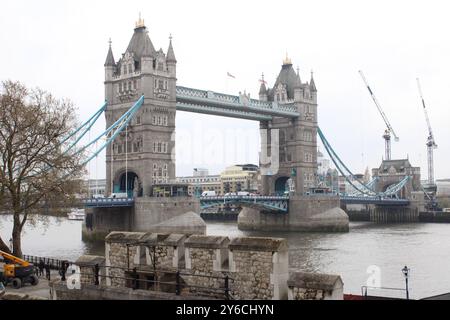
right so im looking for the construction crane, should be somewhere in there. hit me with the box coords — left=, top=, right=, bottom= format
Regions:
left=416, top=78, right=437, bottom=188
left=359, top=71, right=399, bottom=160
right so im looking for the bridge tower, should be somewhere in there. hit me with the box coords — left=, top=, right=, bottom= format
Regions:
left=259, top=56, right=318, bottom=196
left=104, top=17, right=177, bottom=197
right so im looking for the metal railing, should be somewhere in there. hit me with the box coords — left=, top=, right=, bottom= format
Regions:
left=73, top=264, right=234, bottom=300
left=24, top=254, right=234, bottom=299
left=361, top=286, right=408, bottom=300
left=23, top=255, right=73, bottom=270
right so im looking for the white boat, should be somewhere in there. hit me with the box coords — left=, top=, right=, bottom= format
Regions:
left=67, top=208, right=85, bottom=221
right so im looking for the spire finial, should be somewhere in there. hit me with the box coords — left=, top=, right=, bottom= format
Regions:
left=311, top=69, right=314, bottom=78
left=261, top=73, right=265, bottom=82
left=169, top=33, right=173, bottom=41
left=283, top=52, right=292, bottom=65
left=108, top=38, right=112, bottom=48
left=297, top=66, right=300, bottom=75
left=135, top=12, right=145, bottom=28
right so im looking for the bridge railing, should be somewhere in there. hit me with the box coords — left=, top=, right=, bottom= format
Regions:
left=199, top=195, right=289, bottom=200
left=176, top=86, right=299, bottom=116
left=83, top=198, right=135, bottom=207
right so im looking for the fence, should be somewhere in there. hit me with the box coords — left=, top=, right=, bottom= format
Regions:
left=23, top=255, right=73, bottom=270
left=75, top=264, right=233, bottom=300
left=361, top=286, right=408, bottom=300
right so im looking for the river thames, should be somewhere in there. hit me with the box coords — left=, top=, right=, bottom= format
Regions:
left=1, top=214, right=450, bottom=299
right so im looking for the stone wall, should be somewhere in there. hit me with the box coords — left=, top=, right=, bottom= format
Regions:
left=97, top=232, right=345, bottom=300
left=51, top=281, right=211, bottom=300
left=184, top=236, right=230, bottom=298
left=229, top=237, right=289, bottom=300
left=287, top=272, right=344, bottom=300
left=105, top=232, right=142, bottom=287
left=75, top=255, right=106, bottom=286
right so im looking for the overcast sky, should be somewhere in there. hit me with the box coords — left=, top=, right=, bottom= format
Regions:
left=1, top=0, right=449, bottom=180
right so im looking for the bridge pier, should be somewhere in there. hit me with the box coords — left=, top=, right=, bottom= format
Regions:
left=83, top=207, right=134, bottom=242
left=238, top=195, right=349, bottom=232
left=83, top=197, right=201, bottom=241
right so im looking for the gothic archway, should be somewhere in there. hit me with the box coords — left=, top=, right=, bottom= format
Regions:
left=274, top=176, right=290, bottom=195
left=119, top=171, right=139, bottom=197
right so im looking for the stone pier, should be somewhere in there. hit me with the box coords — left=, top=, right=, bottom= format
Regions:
left=238, top=195, right=349, bottom=232
left=83, top=197, right=202, bottom=241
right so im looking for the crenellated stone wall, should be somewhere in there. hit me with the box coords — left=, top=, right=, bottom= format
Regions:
left=287, top=272, right=344, bottom=300
left=75, top=255, right=106, bottom=286
left=105, top=232, right=143, bottom=287
left=184, top=235, right=230, bottom=297
left=92, top=231, right=345, bottom=300
left=229, top=237, right=289, bottom=300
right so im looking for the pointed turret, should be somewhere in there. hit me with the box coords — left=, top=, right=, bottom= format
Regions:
left=259, top=73, right=267, bottom=94
left=294, top=66, right=302, bottom=88
left=166, top=34, right=177, bottom=63
left=104, top=39, right=116, bottom=67
left=259, top=82, right=267, bottom=95
left=126, top=17, right=155, bottom=60
left=259, top=73, right=268, bottom=101
left=310, top=71, right=317, bottom=92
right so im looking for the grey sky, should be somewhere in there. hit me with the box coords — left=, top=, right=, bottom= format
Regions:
left=1, top=0, right=449, bottom=180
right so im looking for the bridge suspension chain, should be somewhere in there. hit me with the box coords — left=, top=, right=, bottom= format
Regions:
left=318, top=127, right=376, bottom=196
left=318, top=127, right=409, bottom=198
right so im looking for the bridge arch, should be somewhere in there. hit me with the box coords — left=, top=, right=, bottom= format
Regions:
left=113, top=168, right=142, bottom=197
left=274, top=176, right=290, bottom=195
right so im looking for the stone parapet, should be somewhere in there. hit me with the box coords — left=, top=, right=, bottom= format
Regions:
left=287, top=272, right=344, bottom=300
left=229, top=237, right=288, bottom=300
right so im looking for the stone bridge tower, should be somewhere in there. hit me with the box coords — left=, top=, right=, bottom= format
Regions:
left=104, top=17, right=177, bottom=197
left=259, top=56, right=318, bottom=196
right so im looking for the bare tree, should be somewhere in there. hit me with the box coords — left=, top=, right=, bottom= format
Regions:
left=0, top=80, right=85, bottom=257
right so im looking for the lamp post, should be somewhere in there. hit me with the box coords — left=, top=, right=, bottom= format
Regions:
left=402, top=266, right=410, bottom=300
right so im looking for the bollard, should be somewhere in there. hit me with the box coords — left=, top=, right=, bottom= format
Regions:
left=94, top=264, right=100, bottom=286
left=224, top=275, right=230, bottom=300
left=175, top=271, right=181, bottom=296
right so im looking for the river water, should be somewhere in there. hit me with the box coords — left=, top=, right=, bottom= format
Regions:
left=1, top=214, right=450, bottom=299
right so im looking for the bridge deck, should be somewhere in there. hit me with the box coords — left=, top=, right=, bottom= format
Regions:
left=176, top=86, right=300, bottom=120
left=83, top=198, right=134, bottom=208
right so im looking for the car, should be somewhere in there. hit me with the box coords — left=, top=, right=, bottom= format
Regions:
left=201, top=191, right=216, bottom=197
left=109, top=193, right=129, bottom=199
left=92, top=194, right=105, bottom=199
left=237, top=191, right=250, bottom=196
left=225, top=192, right=238, bottom=197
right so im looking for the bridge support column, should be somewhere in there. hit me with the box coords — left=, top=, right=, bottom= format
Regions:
left=82, top=207, right=134, bottom=242
left=83, top=197, right=202, bottom=241
left=238, top=195, right=349, bottom=232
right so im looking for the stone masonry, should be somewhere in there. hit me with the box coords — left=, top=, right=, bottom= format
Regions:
left=229, top=237, right=289, bottom=300
left=91, top=231, right=345, bottom=300
left=75, top=255, right=106, bottom=286
left=287, top=272, right=344, bottom=300
left=184, top=235, right=230, bottom=297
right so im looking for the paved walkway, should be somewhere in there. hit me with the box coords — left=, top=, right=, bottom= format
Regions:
left=2, top=270, right=61, bottom=299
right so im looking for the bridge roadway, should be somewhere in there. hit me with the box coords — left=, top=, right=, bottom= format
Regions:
left=82, top=195, right=410, bottom=212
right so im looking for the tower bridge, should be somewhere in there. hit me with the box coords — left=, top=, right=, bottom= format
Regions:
left=81, top=18, right=424, bottom=239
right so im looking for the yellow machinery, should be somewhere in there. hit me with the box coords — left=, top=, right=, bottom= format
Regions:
left=0, top=250, right=39, bottom=289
